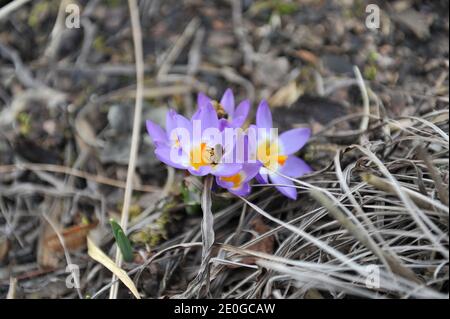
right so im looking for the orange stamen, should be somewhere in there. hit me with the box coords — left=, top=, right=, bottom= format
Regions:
left=277, top=155, right=287, bottom=166
left=190, top=143, right=208, bottom=170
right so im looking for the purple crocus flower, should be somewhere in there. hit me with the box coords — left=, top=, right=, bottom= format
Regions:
left=180, top=102, right=242, bottom=177
left=146, top=109, right=191, bottom=170
left=146, top=104, right=241, bottom=177
left=196, top=89, right=250, bottom=130
left=252, top=100, right=312, bottom=200
left=145, top=109, right=176, bottom=147
left=216, top=163, right=261, bottom=196
left=146, top=91, right=312, bottom=200
left=215, top=135, right=261, bottom=196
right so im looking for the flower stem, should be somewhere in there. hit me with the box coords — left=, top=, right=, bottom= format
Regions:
left=201, top=175, right=215, bottom=259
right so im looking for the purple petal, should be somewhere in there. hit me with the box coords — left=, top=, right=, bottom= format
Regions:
left=219, top=118, right=231, bottom=131
left=197, top=92, right=212, bottom=109
left=193, top=93, right=211, bottom=121
left=146, top=120, right=168, bottom=145
left=199, top=102, right=219, bottom=132
left=215, top=176, right=234, bottom=189
left=255, top=172, right=269, bottom=184
left=279, top=128, right=311, bottom=155
left=155, top=146, right=186, bottom=170
left=241, top=163, right=262, bottom=182
left=229, top=182, right=251, bottom=196
left=231, top=99, right=250, bottom=127
left=234, top=99, right=250, bottom=119
left=280, top=156, right=312, bottom=178
left=229, top=116, right=244, bottom=128
left=269, top=174, right=297, bottom=200
left=166, top=109, right=178, bottom=133
left=211, top=163, right=242, bottom=177
left=216, top=174, right=252, bottom=196
left=188, top=165, right=212, bottom=177
left=192, top=108, right=202, bottom=121
left=220, top=88, right=235, bottom=116
left=256, top=100, right=272, bottom=129
left=175, top=114, right=192, bottom=135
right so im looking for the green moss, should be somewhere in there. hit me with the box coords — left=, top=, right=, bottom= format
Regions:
left=28, top=1, right=54, bottom=28
left=275, top=2, right=298, bottom=15
left=368, top=51, right=379, bottom=63
left=128, top=204, right=142, bottom=219
left=352, top=0, right=366, bottom=18
left=17, top=112, right=31, bottom=136
left=364, top=65, right=377, bottom=81
left=93, top=36, right=107, bottom=53
left=130, top=201, right=179, bottom=248
left=364, top=50, right=379, bottom=81
left=105, top=0, right=122, bottom=7
left=250, top=0, right=298, bottom=16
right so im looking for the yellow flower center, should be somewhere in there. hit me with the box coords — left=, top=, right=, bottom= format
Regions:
left=173, top=137, right=180, bottom=148
left=257, top=139, right=286, bottom=170
left=190, top=143, right=222, bottom=170
left=220, top=173, right=243, bottom=189
left=277, top=155, right=287, bottom=166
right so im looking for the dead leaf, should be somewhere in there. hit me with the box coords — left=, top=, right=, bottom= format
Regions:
left=232, top=217, right=274, bottom=267
left=295, top=49, right=319, bottom=65
left=37, top=198, right=98, bottom=268
left=269, top=81, right=303, bottom=107
left=45, top=221, right=98, bottom=253
left=74, top=116, right=103, bottom=148
left=87, top=236, right=141, bottom=299
left=37, top=201, right=62, bottom=269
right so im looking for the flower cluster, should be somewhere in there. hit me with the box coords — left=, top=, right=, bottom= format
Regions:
left=146, top=89, right=312, bottom=199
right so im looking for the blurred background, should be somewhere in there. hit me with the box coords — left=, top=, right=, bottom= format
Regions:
left=0, top=0, right=448, bottom=299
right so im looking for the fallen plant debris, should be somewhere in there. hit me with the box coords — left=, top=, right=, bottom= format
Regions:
left=44, top=220, right=98, bottom=253
left=0, top=0, right=448, bottom=301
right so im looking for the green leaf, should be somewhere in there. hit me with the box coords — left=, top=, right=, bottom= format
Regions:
left=109, top=219, right=134, bottom=262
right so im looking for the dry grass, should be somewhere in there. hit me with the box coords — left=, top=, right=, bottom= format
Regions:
left=0, top=0, right=448, bottom=299
left=101, top=107, right=448, bottom=299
